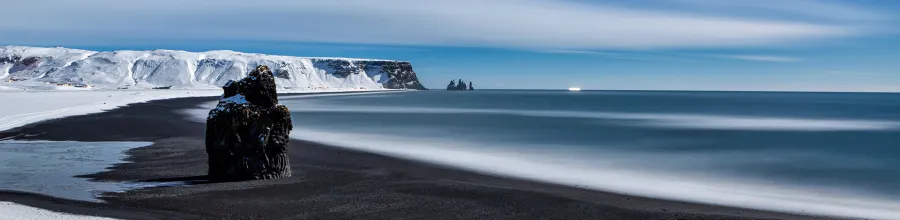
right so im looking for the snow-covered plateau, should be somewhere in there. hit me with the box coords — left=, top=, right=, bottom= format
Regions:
left=0, top=46, right=426, bottom=90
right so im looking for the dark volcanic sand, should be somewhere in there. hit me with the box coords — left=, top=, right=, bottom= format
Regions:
left=0, top=95, right=841, bottom=220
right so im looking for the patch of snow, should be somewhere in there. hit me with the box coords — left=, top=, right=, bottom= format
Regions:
left=220, top=94, right=248, bottom=105
left=0, top=89, right=223, bottom=132
left=0, top=202, right=118, bottom=220
left=0, top=88, right=400, bottom=132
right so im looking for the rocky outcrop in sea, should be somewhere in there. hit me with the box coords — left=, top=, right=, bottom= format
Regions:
left=205, top=65, right=293, bottom=181
left=447, top=79, right=474, bottom=91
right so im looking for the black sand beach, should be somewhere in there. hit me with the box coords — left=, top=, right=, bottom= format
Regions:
left=0, top=95, right=841, bottom=220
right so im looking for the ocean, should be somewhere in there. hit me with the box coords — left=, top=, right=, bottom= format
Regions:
left=282, top=90, right=900, bottom=219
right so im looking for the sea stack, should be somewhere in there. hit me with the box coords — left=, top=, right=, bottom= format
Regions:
left=205, top=65, right=293, bottom=181
left=447, top=79, right=475, bottom=91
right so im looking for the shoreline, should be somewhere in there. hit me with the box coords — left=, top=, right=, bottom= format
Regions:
left=0, top=95, right=837, bottom=220
left=0, top=88, right=407, bottom=133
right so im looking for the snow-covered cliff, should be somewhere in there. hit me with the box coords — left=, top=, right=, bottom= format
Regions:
left=0, top=46, right=426, bottom=90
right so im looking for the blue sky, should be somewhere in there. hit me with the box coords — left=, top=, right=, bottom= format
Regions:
left=2, top=0, right=898, bottom=92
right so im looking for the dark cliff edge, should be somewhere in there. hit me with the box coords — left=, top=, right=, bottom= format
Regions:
left=311, top=59, right=427, bottom=90
left=376, top=61, right=427, bottom=90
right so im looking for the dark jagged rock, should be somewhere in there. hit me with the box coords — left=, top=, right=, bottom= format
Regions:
left=9, top=57, right=43, bottom=78
left=205, top=65, right=293, bottom=181
left=222, top=80, right=239, bottom=97
left=456, top=79, right=467, bottom=90
left=447, top=80, right=457, bottom=90
left=21, top=56, right=41, bottom=66
left=237, top=66, right=279, bottom=108
left=447, top=79, right=476, bottom=91
left=0, top=54, right=22, bottom=64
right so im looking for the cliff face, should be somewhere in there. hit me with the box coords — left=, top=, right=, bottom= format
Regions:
left=310, top=59, right=425, bottom=90
left=0, top=46, right=426, bottom=90
left=367, top=61, right=426, bottom=90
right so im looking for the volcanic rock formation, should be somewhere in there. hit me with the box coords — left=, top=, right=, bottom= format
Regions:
left=205, top=65, right=293, bottom=181
left=447, top=79, right=474, bottom=91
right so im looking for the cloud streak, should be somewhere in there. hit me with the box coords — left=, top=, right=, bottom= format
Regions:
left=541, top=50, right=619, bottom=56
left=721, top=55, right=802, bottom=62
left=0, top=0, right=883, bottom=50
left=667, top=0, right=889, bottom=22
left=541, top=50, right=804, bottom=63
left=540, top=50, right=699, bottom=62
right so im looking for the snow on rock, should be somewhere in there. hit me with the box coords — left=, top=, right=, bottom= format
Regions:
left=219, top=94, right=249, bottom=106
left=0, top=46, right=426, bottom=90
left=0, top=202, right=118, bottom=220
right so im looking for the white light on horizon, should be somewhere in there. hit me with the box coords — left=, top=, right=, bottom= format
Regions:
left=569, top=87, right=582, bottom=91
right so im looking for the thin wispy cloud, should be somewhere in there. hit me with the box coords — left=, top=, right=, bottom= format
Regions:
left=666, top=0, right=889, bottom=22
left=722, top=55, right=802, bottom=62
left=540, top=49, right=698, bottom=62
left=542, top=50, right=803, bottom=63
left=541, top=50, right=619, bottom=56
left=0, top=0, right=882, bottom=50
left=822, top=70, right=879, bottom=76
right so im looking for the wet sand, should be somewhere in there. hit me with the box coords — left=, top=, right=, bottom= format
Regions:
left=0, top=95, right=840, bottom=219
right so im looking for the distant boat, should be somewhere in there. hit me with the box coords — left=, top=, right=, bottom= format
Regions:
left=568, top=87, right=581, bottom=91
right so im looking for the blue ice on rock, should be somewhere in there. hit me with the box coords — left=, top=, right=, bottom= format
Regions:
left=0, top=140, right=174, bottom=202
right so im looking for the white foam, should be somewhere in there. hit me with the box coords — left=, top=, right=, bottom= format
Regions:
left=278, top=90, right=408, bottom=100
left=182, top=90, right=409, bottom=123
left=0, top=202, right=118, bottom=220
left=631, top=114, right=899, bottom=131
left=291, top=103, right=900, bottom=131
left=289, top=129, right=900, bottom=220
